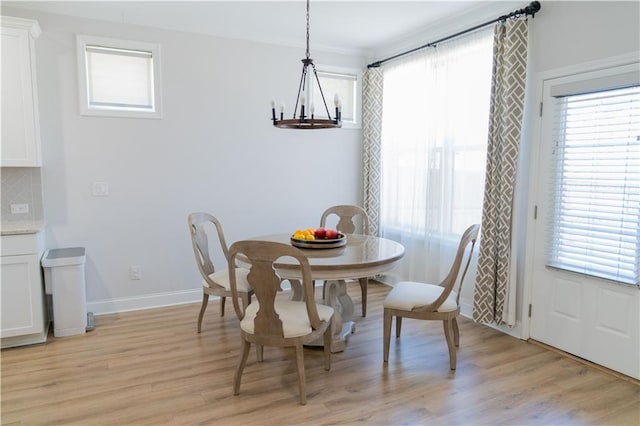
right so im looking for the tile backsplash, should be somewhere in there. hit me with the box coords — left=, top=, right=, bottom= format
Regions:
left=1, top=167, right=44, bottom=222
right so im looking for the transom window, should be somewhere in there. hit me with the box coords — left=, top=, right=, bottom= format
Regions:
left=76, top=35, right=162, bottom=119
left=310, top=66, right=361, bottom=129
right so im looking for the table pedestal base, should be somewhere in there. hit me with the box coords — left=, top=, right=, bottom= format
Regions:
left=327, top=319, right=355, bottom=353
left=290, top=279, right=355, bottom=353
left=323, top=279, right=356, bottom=352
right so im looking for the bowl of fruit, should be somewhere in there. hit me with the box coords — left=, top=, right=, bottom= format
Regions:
left=291, top=227, right=346, bottom=249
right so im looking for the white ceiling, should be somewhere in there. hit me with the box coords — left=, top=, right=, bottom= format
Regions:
left=4, top=1, right=525, bottom=56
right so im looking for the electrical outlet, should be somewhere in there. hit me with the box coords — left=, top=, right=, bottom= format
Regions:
left=129, top=265, right=142, bottom=280
left=10, top=203, right=29, bottom=214
left=92, top=181, right=109, bottom=196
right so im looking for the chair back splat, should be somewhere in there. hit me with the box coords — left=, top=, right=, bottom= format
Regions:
left=433, top=224, right=481, bottom=310
left=320, top=204, right=370, bottom=235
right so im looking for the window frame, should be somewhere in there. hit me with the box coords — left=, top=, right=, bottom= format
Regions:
left=308, top=64, right=362, bottom=129
left=544, top=62, right=640, bottom=287
left=76, top=35, right=163, bottom=119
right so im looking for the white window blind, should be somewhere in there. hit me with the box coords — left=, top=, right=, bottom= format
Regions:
left=312, top=71, right=356, bottom=122
left=548, top=84, right=640, bottom=286
left=309, top=66, right=362, bottom=129
left=85, top=45, right=154, bottom=110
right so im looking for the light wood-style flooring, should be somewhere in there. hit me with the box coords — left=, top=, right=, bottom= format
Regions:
left=2, top=281, right=638, bottom=425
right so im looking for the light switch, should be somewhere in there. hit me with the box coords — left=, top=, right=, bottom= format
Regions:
left=129, top=265, right=142, bottom=280
left=92, top=181, right=109, bottom=196
left=10, top=203, right=29, bottom=214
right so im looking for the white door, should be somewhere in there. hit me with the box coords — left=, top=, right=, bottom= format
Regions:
left=529, top=62, right=640, bottom=380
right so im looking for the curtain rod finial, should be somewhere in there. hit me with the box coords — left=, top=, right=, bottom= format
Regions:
left=528, top=1, right=542, bottom=17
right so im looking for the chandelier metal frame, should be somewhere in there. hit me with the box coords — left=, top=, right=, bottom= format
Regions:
left=271, top=0, right=341, bottom=129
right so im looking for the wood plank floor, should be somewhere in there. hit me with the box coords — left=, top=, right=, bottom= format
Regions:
left=2, top=281, right=638, bottom=425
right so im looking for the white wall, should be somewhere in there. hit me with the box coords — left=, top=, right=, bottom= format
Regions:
left=528, top=1, right=639, bottom=72
left=2, top=6, right=367, bottom=313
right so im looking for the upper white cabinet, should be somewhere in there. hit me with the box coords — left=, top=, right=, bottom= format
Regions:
left=1, top=16, right=42, bottom=167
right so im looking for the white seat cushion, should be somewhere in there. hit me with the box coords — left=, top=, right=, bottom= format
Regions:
left=204, top=267, right=251, bottom=292
left=383, top=281, right=458, bottom=312
left=240, top=301, right=334, bottom=338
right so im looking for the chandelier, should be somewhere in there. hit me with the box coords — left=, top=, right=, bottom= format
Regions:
left=271, top=0, right=341, bottom=129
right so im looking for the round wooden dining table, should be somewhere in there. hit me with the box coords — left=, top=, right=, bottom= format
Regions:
left=249, top=233, right=405, bottom=352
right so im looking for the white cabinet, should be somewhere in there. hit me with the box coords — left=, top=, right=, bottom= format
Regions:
left=1, top=17, right=41, bottom=167
left=1, top=232, right=48, bottom=347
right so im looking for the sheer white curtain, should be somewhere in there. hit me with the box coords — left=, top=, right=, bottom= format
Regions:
left=379, top=28, right=493, bottom=284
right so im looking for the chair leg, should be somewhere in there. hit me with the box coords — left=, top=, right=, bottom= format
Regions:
left=234, top=338, right=251, bottom=396
left=294, top=341, right=307, bottom=405
left=256, top=345, right=264, bottom=362
left=383, top=309, right=392, bottom=362
left=220, top=296, right=226, bottom=317
left=323, top=323, right=332, bottom=371
left=443, top=319, right=457, bottom=370
left=453, top=317, right=460, bottom=347
left=395, top=316, right=402, bottom=338
left=197, top=293, right=209, bottom=333
left=359, top=277, right=368, bottom=317
left=243, top=293, right=261, bottom=362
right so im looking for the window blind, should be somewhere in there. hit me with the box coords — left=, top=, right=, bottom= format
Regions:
left=85, top=45, right=154, bottom=110
left=312, top=71, right=357, bottom=122
left=548, top=85, right=640, bottom=286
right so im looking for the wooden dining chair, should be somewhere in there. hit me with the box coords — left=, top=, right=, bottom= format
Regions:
left=382, top=224, right=480, bottom=370
left=320, top=204, right=370, bottom=235
left=188, top=212, right=253, bottom=332
left=228, top=240, right=334, bottom=405
left=320, top=204, right=371, bottom=316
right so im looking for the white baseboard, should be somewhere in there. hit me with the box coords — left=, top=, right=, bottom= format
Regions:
left=88, top=289, right=202, bottom=316
left=87, top=280, right=314, bottom=316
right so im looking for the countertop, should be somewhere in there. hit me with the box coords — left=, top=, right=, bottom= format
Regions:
left=1, top=220, right=45, bottom=236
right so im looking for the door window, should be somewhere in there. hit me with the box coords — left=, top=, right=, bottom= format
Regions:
left=547, top=79, right=639, bottom=286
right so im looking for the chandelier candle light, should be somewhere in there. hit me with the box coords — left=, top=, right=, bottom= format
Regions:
left=271, top=0, right=342, bottom=129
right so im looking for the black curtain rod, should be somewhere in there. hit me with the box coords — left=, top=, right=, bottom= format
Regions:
left=367, top=1, right=541, bottom=68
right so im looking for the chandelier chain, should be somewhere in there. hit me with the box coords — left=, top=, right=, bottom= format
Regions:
left=305, top=0, right=310, bottom=59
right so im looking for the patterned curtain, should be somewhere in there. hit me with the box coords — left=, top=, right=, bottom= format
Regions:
left=473, top=18, right=528, bottom=326
left=362, top=68, right=384, bottom=236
